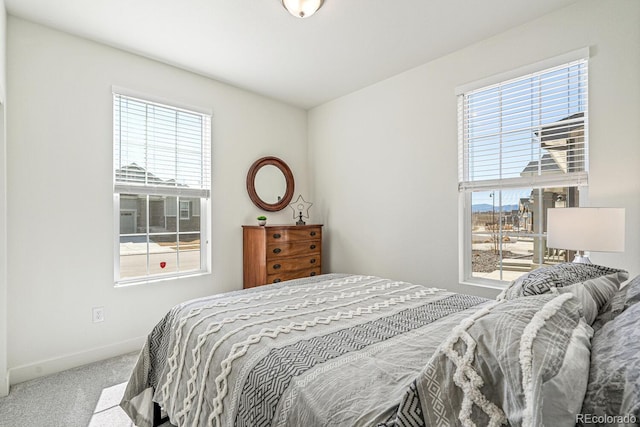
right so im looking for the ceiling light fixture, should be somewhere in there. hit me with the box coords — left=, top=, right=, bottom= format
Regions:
left=281, top=0, right=324, bottom=18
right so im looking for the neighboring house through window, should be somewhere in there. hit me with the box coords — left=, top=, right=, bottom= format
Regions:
left=457, top=52, right=588, bottom=287
left=113, top=91, right=211, bottom=284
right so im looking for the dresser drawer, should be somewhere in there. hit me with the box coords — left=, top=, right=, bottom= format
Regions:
left=267, top=227, right=322, bottom=243
left=267, top=268, right=321, bottom=284
left=266, top=240, right=320, bottom=260
left=243, top=224, right=323, bottom=289
left=266, top=254, right=320, bottom=274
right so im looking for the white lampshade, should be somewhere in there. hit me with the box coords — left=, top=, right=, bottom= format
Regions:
left=282, top=0, right=324, bottom=18
left=547, top=207, right=625, bottom=253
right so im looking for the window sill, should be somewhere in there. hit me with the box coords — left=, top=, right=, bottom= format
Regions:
left=459, top=278, right=509, bottom=291
left=115, top=270, right=210, bottom=288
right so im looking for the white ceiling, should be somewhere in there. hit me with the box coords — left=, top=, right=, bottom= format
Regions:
left=5, top=0, right=579, bottom=109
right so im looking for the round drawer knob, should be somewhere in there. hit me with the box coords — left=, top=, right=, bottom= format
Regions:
left=273, top=264, right=281, bottom=270
left=273, top=233, right=281, bottom=239
left=273, top=278, right=281, bottom=283
left=310, top=272, right=316, bottom=276
left=310, top=259, right=316, bottom=264
left=310, top=244, right=316, bottom=250
left=310, top=231, right=316, bottom=236
left=273, top=248, right=281, bottom=254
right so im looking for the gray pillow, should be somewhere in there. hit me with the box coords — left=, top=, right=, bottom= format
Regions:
left=592, top=273, right=640, bottom=331
left=399, top=293, right=591, bottom=427
left=591, top=286, right=628, bottom=331
left=623, top=274, right=640, bottom=309
left=580, top=302, right=640, bottom=424
left=498, top=263, right=628, bottom=324
left=499, top=263, right=628, bottom=298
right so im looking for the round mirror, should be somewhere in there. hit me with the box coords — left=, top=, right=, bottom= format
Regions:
left=254, top=165, right=287, bottom=204
left=247, top=156, right=295, bottom=211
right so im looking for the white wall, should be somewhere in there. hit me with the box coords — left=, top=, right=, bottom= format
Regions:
left=309, top=0, right=640, bottom=298
left=6, top=17, right=309, bottom=383
left=0, top=0, right=7, bottom=398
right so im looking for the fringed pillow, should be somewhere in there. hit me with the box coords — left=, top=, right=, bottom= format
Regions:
left=388, top=293, right=592, bottom=427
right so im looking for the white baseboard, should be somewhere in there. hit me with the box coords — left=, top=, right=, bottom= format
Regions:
left=0, top=371, right=8, bottom=397
left=8, top=336, right=145, bottom=386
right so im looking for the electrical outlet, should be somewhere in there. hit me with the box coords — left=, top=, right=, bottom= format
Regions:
left=92, top=307, right=105, bottom=323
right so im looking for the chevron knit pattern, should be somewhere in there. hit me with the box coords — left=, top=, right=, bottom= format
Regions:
left=131, top=275, right=490, bottom=427
left=395, top=380, right=425, bottom=427
left=182, top=282, right=420, bottom=425
left=233, top=293, right=484, bottom=426
left=207, top=287, right=442, bottom=427
left=162, top=275, right=378, bottom=413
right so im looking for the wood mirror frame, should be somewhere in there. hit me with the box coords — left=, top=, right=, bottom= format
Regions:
left=246, top=156, right=295, bottom=212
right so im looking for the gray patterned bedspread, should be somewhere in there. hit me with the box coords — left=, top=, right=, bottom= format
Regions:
left=121, top=274, right=488, bottom=427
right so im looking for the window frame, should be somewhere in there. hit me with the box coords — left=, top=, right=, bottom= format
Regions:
left=457, top=50, right=589, bottom=288
left=112, top=89, right=212, bottom=286
left=179, top=200, right=191, bottom=220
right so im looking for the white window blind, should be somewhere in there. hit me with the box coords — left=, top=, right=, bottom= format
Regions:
left=458, top=59, right=588, bottom=192
left=114, top=93, right=211, bottom=198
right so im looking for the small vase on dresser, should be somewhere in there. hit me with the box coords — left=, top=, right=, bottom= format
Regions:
left=242, top=224, right=323, bottom=288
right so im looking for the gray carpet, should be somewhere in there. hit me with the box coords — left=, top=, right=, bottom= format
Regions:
left=0, top=351, right=173, bottom=427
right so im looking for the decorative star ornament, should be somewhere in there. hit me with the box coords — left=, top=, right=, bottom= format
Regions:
left=289, top=195, right=313, bottom=220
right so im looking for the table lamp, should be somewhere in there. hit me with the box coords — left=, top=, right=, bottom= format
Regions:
left=547, top=207, right=625, bottom=264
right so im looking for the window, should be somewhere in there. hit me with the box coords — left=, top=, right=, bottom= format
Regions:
left=179, top=200, right=191, bottom=220
left=113, top=92, right=211, bottom=284
left=458, top=56, right=588, bottom=286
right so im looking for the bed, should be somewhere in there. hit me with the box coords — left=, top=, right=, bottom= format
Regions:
left=120, top=265, right=640, bottom=427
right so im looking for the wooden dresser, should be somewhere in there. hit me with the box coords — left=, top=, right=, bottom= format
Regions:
left=242, top=224, right=323, bottom=288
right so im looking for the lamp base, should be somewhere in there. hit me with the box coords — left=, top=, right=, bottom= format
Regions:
left=572, top=251, right=592, bottom=264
